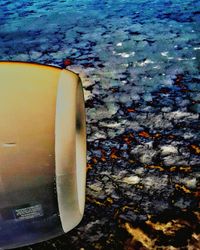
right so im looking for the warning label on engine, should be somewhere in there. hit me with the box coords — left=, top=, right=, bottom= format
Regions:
left=14, top=204, right=43, bottom=220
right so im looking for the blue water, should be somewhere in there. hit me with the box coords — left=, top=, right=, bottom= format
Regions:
left=1, top=1, right=199, bottom=104
left=0, top=0, right=199, bottom=69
